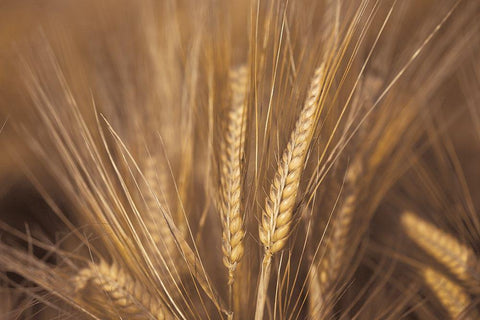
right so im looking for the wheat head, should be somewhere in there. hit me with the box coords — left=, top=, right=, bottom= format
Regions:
left=75, top=260, right=171, bottom=319
left=401, top=211, right=479, bottom=283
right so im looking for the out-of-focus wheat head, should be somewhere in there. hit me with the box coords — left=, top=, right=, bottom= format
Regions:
left=0, top=0, right=480, bottom=319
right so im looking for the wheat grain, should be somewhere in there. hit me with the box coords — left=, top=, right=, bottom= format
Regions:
left=75, top=260, right=172, bottom=319
left=255, top=64, right=325, bottom=320
left=401, top=211, right=479, bottom=283
left=423, top=268, right=477, bottom=319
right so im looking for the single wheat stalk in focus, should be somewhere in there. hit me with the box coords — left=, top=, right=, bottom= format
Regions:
left=423, top=268, right=478, bottom=319
left=311, top=158, right=362, bottom=318
left=401, top=211, right=479, bottom=283
left=255, top=64, right=325, bottom=320
left=75, top=260, right=171, bottom=320
left=218, top=65, right=248, bottom=312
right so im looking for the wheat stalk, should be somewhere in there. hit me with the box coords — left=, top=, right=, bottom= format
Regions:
left=423, top=268, right=477, bottom=319
left=255, top=64, right=325, bottom=320
left=218, top=65, right=248, bottom=311
left=75, top=260, right=172, bottom=320
left=401, top=211, right=479, bottom=283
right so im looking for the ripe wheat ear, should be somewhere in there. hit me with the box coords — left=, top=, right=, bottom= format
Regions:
left=217, top=65, right=248, bottom=312
left=423, top=268, right=478, bottom=320
left=255, top=64, right=325, bottom=320
left=75, top=260, right=172, bottom=319
left=310, top=158, right=363, bottom=318
left=401, top=211, right=479, bottom=283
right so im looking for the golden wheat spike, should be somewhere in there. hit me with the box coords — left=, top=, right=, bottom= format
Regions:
left=219, top=65, right=248, bottom=284
left=259, top=64, right=325, bottom=257
left=423, top=268, right=477, bottom=319
left=255, top=64, right=325, bottom=320
left=312, top=159, right=362, bottom=318
left=143, top=156, right=177, bottom=251
left=143, top=155, right=226, bottom=311
left=401, top=211, right=478, bottom=282
left=75, top=260, right=172, bottom=320
left=308, top=264, right=323, bottom=318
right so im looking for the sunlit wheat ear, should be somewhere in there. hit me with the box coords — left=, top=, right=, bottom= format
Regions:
left=218, top=65, right=248, bottom=307
left=142, top=157, right=178, bottom=259
left=255, top=64, right=325, bottom=320
left=423, top=268, right=478, bottom=320
left=311, top=158, right=363, bottom=318
left=401, top=211, right=479, bottom=282
left=75, top=260, right=172, bottom=320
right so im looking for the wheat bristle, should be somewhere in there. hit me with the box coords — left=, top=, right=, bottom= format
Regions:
left=423, top=268, right=477, bottom=319
left=219, top=65, right=248, bottom=284
left=401, top=211, right=478, bottom=282
left=75, top=260, right=171, bottom=320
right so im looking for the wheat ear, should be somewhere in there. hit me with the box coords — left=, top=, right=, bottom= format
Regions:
left=143, top=156, right=177, bottom=254
left=312, top=159, right=362, bottom=318
left=401, top=211, right=479, bottom=283
left=423, top=268, right=477, bottom=319
left=75, top=260, right=171, bottom=320
left=218, top=65, right=248, bottom=310
left=143, top=155, right=226, bottom=312
left=255, top=65, right=325, bottom=320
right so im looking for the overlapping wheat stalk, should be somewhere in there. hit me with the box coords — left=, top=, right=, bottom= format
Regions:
left=255, top=64, right=325, bottom=320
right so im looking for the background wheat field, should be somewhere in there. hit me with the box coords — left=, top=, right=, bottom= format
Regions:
left=0, top=0, right=480, bottom=319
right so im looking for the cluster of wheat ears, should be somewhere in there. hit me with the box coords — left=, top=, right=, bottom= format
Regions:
left=0, top=0, right=480, bottom=319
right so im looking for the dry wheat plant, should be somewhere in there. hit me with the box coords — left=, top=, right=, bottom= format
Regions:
left=0, top=0, right=480, bottom=319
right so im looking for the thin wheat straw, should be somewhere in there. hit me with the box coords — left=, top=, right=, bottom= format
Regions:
left=255, top=64, right=325, bottom=320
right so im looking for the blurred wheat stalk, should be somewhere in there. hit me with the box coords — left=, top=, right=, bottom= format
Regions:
left=0, top=0, right=480, bottom=319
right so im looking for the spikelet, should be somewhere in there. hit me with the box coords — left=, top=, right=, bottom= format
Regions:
left=401, top=211, right=479, bottom=282
left=423, top=268, right=477, bottom=319
left=218, top=65, right=248, bottom=285
left=75, top=260, right=172, bottom=320
left=255, top=64, right=325, bottom=320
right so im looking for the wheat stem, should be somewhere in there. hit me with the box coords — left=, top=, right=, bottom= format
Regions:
left=255, top=65, right=325, bottom=320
